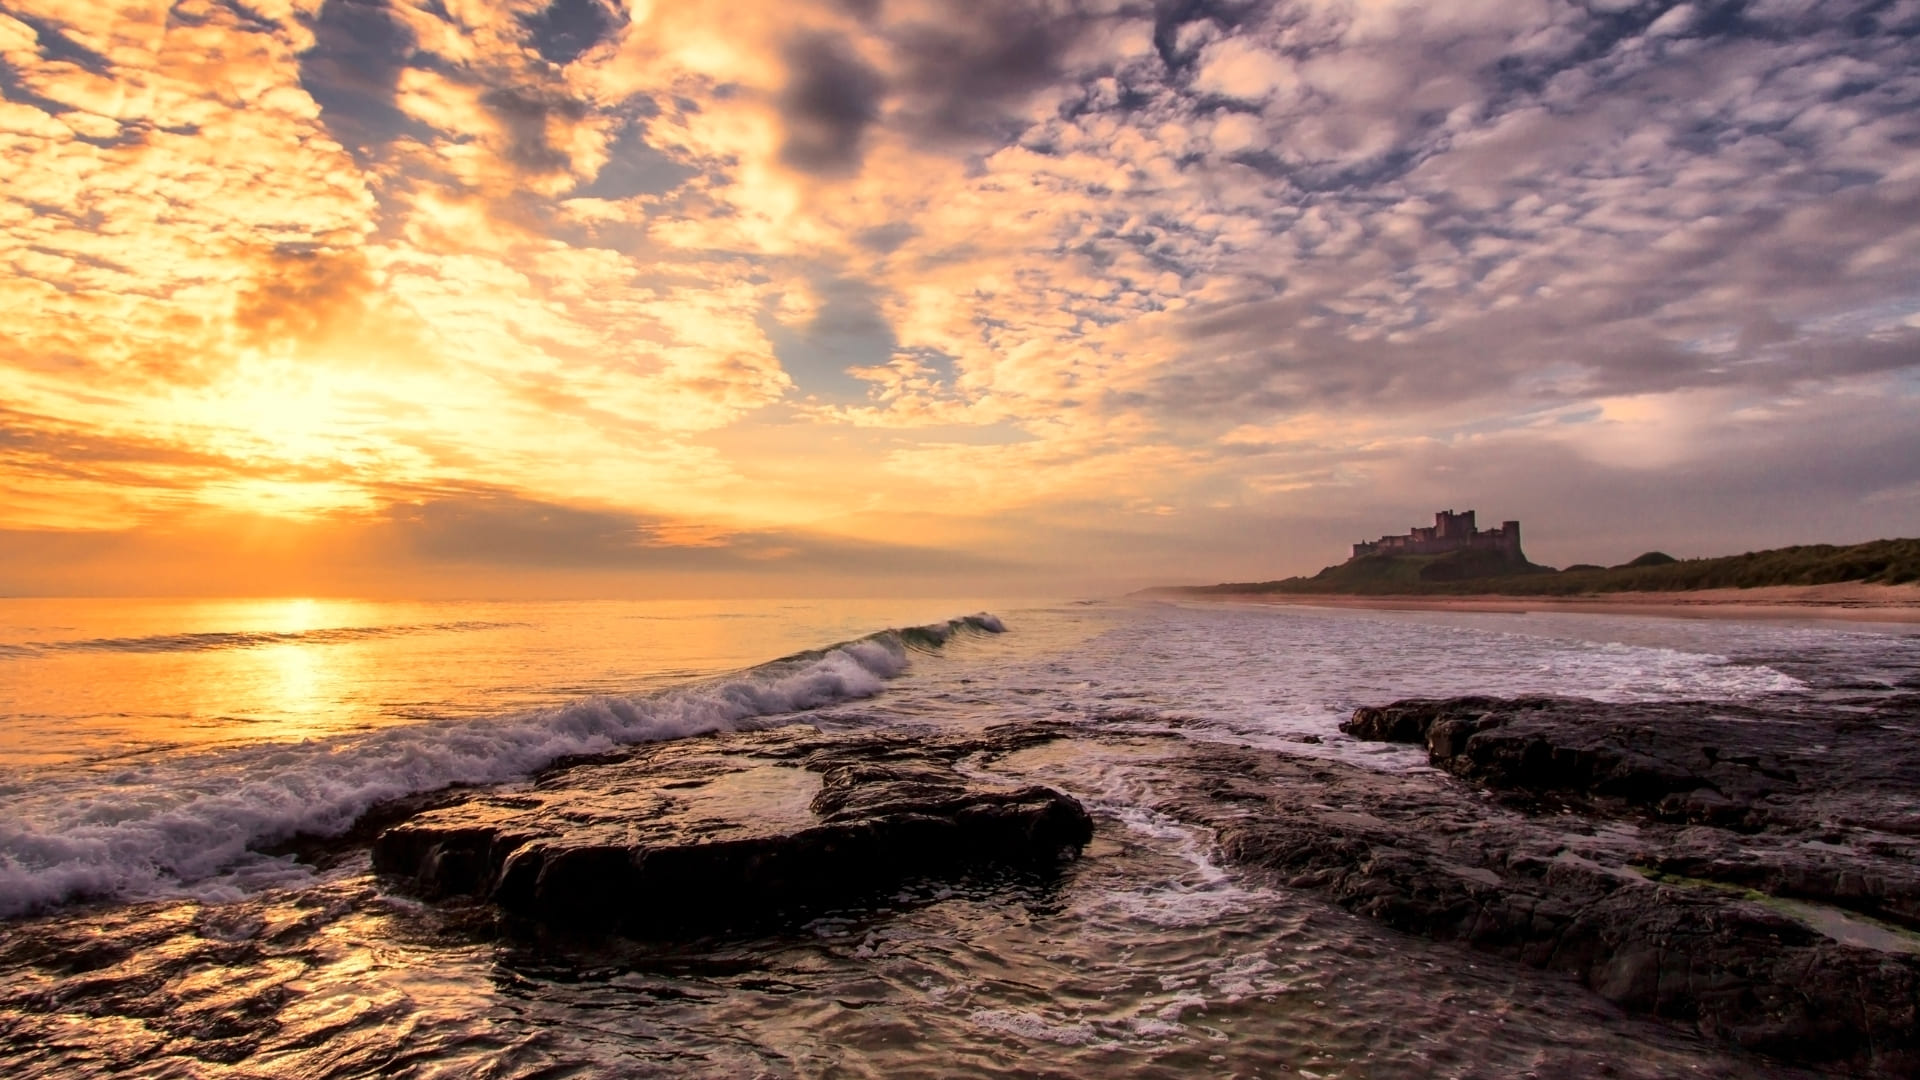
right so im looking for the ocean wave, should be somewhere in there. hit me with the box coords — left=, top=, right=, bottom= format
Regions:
left=0, top=613, right=1005, bottom=918
left=1, top=620, right=519, bottom=657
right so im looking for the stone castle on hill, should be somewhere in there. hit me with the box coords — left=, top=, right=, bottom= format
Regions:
left=1351, top=509, right=1523, bottom=561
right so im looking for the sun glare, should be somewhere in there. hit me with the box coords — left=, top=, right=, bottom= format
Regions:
left=277, top=598, right=319, bottom=633
left=201, top=478, right=378, bottom=519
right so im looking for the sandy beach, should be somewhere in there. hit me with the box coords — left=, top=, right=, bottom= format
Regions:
left=1168, top=583, right=1920, bottom=624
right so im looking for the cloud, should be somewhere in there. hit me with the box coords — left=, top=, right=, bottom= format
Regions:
left=1191, top=36, right=1296, bottom=101
left=883, top=0, right=1105, bottom=145
left=0, top=483, right=1014, bottom=597
left=234, top=247, right=385, bottom=346
left=777, top=31, right=885, bottom=176
left=379, top=486, right=1008, bottom=573
left=298, top=0, right=421, bottom=158
left=523, top=0, right=626, bottom=66
left=3, top=0, right=1918, bottom=593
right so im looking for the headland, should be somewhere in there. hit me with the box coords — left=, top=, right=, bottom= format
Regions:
left=1151, top=515, right=1920, bottom=621
left=1180, top=583, right=1920, bottom=623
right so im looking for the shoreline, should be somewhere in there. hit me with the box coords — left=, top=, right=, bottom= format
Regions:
left=1153, top=582, right=1920, bottom=624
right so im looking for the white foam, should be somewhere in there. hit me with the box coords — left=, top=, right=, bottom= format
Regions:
left=0, top=618, right=996, bottom=918
left=1086, top=803, right=1270, bottom=929
left=1078, top=764, right=1273, bottom=929
left=968, top=1008, right=1101, bottom=1047
left=944, top=602, right=1817, bottom=768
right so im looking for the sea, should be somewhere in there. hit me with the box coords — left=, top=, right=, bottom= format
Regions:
left=2, top=595, right=1917, bottom=1078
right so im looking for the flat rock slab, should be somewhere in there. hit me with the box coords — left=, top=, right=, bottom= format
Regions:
left=1246, top=693, right=1920, bottom=1075
left=1341, top=694, right=1920, bottom=836
left=1158, top=740, right=1920, bottom=1076
left=372, top=723, right=1093, bottom=933
left=1341, top=694, right=1920, bottom=928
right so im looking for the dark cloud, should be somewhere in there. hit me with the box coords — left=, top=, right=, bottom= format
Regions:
left=1151, top=291, right=1920, bottom=427
left=1150, top=0, right=1264, bottom=71
left=0, top=63, right=70, bottom=118
left=0, top=8, right=112, bottom=116
left=778, top=32, right=885, bottom=175
left=379, top=489, right=1004, bottom=574
left=833, top=0, right=883, bottom=20
left=886, top=0, right=1098, bottom=144
left=854, top=222, right=919, bottom=254
left=481, top=85, right=589, bottom=174
left=522, top=0, right=625, bottom=66
left=297, top=0, right=422, bottom=158
left=3, top=10, right=113, bottom=75
left=384, top=490, right=664, bottom=567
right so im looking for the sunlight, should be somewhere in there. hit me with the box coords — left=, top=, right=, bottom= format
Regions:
left=198, top=356, right=358, bottom=463
left=198, top=477, right=378, bottom=519
left=277, top=598, right=319, bottom=633
left=263, top=642, right=322, bottom=722
left=1, top=0, right=1916, bottom=1073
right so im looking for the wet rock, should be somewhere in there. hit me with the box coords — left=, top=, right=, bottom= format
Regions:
left=1647, top=840, right=1920, bottom=933
left=372, top=724, right=1093, bottom=933
left=1340, top=695, right=1920, bottom=837
left=1158, top=733, right=1920, bottom=1077
left=1338, top=696, right=1920, bottom=924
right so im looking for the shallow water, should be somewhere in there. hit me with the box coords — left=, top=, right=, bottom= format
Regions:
left=3, top=596, right=1915, bottom=1076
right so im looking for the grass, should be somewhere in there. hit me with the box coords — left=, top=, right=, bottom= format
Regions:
left=1178, top=537, right=1920, bottom=597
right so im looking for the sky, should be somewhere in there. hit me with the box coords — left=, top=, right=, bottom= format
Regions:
left=1, top=0, right=1917, bottom=597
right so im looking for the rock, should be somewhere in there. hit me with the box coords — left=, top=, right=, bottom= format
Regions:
left=1340, top=696, right=1555, bottom=745
left=1157, top=726, right=1920, bottom=1077
left=1341, top=695, right=1920, bottom=837
left=1648, top=843, right=1920, bottom=932
left=1336, top=696, right=1920, bottom=928
left=372, top=724, right=1093, bottom=934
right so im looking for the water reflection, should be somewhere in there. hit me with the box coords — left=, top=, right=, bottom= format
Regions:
left=0, top=597, right=1030, bottom=767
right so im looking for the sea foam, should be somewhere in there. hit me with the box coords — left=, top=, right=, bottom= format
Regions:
left=0, top=614, right=1004, bottom=918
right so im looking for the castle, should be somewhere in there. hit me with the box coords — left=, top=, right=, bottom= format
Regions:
left=1351, top=509, right=1523, bottom=561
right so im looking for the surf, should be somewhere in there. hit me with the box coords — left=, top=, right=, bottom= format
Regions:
left=0, top=614, right=1004, bottom=918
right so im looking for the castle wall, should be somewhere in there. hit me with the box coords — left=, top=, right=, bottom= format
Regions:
left=1350, top=511, right=1523, bottom=560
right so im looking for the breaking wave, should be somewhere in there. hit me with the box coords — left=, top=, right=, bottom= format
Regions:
left=0, top=614, right=1004, bottom=918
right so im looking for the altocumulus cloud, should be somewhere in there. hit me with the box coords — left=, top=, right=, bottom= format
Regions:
left=0, top=0, right=1916, bottom=593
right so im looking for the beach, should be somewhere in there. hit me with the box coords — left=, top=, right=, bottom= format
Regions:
left=1169, top=582, right=1920, bottom=624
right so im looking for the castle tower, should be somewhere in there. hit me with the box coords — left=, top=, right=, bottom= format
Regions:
left=1346, top=509, right=1522, bottom=563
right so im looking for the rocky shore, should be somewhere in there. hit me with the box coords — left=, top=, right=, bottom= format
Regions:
left=6, top=698, right=1917, bottom=1076
left=1154, top=693, right=1920, bottom=1075
left=359, top=695, right=1920, bottom=1073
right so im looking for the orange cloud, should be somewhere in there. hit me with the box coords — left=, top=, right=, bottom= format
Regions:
left=2, top=0, right=1917, bottom=591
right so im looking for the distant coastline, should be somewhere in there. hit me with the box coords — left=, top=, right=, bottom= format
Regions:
left=1148, top=537, right=1920, bottom=622
left=1150, top=583, right=1920, bottom=624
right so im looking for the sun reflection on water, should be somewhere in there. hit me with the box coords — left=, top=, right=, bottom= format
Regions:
left=1, top=596, right=995, bottom=767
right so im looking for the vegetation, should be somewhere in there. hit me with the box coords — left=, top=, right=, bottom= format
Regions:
left=1181, top=537, right=1920, bottom=597
left=1621, top=551, right=1677, bottom=568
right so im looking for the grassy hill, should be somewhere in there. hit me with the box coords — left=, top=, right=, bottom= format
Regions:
left=1177, top=537, right=1920, bottom=597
